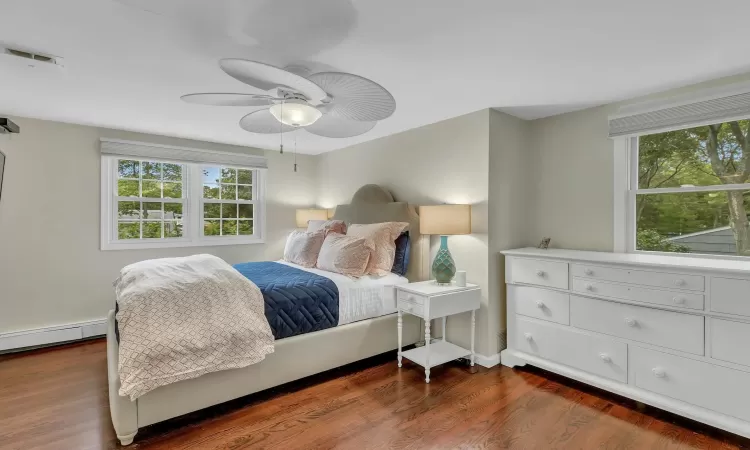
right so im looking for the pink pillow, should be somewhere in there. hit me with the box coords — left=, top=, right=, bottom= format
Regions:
left=307, top=219, right=347, bottom=235
left=316, top=233, right=373, bottom=278
left=348, top=222, right=409, bottom=276
left=283, top=230, right=326, bottom=268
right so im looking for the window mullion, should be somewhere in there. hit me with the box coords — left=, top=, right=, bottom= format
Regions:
left=189, top=164, right=202, bottom=243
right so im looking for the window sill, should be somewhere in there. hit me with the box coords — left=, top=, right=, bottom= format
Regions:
left=631, top=249, right=750, bottom=263
left=101, top=237, right=265, bottom=251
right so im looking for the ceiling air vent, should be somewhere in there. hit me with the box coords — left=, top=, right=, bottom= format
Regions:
left=2, top=47, right=64, bottom=67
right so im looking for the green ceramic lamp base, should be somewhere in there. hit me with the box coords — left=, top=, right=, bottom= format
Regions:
left=432, top=235, right=456, bottom=284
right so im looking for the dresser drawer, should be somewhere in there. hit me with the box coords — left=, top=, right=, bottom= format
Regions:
left=397, top=290, right=426, bottom=305
left=511, top=285, right=569, bottom=325
left=398, top=299, right=424, bottom=318
left=572, top=264, right=705, bottom=292
left=632, top=347, right=750, bottom=423
left=510, top=258, right=569, bottom=290
left=515, top=317, right=627, bottom=382
left=570, top=296, right=704, bottom=355
left=711, top=318, right=750, bottom=367
left=711, top=277, right=750, bottom=317
left=571, top=278, right=704, bottom=310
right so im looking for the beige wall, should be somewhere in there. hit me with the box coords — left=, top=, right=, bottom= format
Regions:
left=0, top=117, right=317, bottom=333
left=526, top=105, right=616, bottom=252
left=317, top=110, right=498, bottom=355
left=488, top=110, right=534, bottom=350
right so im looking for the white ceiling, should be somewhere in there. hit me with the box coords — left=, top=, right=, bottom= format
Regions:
left=2, top=0, right=750, bottom=154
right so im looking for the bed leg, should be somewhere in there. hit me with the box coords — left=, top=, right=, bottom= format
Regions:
left=118, top=431, right=137, bottom=446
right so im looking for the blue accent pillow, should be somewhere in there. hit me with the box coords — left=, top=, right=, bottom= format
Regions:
left=391, top=231, right=411, bottom=276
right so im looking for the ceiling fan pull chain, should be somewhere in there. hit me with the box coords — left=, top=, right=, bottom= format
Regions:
left=279, top=101, right=284, bottom=154
left=293, top=129, right=298, bottom=173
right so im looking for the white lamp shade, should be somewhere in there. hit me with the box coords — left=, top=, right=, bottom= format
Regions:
left=270, top=101, right=322, bottom=127
left=295, top=208, right=329, bottom=228
left=419, top=204, right=471, bottom=235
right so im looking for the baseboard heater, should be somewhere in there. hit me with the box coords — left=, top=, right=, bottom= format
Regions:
left=0, top=319, right=107, bottom=353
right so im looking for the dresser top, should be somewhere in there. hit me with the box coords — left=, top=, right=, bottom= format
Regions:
left=501, top=247, right=750, bottom=275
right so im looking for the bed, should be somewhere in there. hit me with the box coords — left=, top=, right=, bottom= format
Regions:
left=108, top=184, right=427, bottom=445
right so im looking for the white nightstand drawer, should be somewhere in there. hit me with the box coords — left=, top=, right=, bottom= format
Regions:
left=570, top=296, right=704, bottom=355
left=571, top=278, right=704, bottom=310
left=511, top=285, right=570, bottom=325
left=398, top=299, right=424, bottom=318
left=632, top=347, right=750, bottom=423
left=571, top=264, right=705, bottom=292
left=397, top=290, right=425, bottom=305
left=515, top=317, right=627, bottom=383
left=510, top=258, right=569, bottom=290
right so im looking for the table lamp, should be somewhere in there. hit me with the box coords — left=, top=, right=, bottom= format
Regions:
left=295, top=209, right=328, bottom=228
left=419, top=204, right=471, bottom=284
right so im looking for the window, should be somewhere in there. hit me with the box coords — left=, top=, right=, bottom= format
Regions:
left=627, top=120, right=750, bottom=258
left=101, top=141, right=266, bottom=250
left=115, top=160, right=186, bottom=241
left=201, top=166, right=256, bottom=238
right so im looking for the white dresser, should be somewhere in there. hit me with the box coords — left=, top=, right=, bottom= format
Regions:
left=500, top=247, right=750, bottom=438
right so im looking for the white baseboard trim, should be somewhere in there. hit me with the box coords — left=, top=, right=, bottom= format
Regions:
left=474, top=352, right=501, bottom=368
left=0, top=318, right=107, bottom=352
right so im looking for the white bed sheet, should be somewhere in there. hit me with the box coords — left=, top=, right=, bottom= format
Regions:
left=276, top=261, right=409, bottom=326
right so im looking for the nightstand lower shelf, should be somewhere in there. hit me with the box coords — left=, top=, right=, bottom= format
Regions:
left=401, top=341, right=471, bottom=369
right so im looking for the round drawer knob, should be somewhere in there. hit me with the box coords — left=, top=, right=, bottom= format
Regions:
left=584, top=269, right=594, bottom=276
left=408, top=295, right=415, bottom=302
left=652, top=367, right=666, bottom=378
left=536, top=270, right=545, bottom=277
left=674, top=279, right=686, bottom=287
left=624, top=317, right=638, bottom=327
left=672, top=297, right=686, bottom=305
left=599, top=353, right=612, bottom=363
left=524, top=332, right=533, bottom=341
left=585, top=283, right=594, bottom=291
left=535, top=301, right=545, bottom=309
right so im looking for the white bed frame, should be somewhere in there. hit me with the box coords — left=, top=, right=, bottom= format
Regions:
left=108, top=185, right=428, bottom=445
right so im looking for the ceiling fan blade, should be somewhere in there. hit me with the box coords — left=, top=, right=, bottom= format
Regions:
left=304, top=114, right=376, bottom=138
left=220, top=59, right=328, bottom=102
left=239, top=109, right=296, bottom=134
left=307, top=72, right=395, bottom=122
left=181, top=93, right=275, bottom=107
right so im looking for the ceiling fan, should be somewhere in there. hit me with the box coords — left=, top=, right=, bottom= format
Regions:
left=181, top=59, right=396, bottom=139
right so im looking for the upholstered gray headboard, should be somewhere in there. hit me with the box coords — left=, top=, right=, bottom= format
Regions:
left=332, top=184, right=428, bottom=282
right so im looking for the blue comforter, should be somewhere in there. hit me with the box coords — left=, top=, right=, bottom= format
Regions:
left=233, top=261, right=339, bottom=340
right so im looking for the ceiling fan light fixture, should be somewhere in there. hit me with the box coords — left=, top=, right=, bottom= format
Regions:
left=269, top=100, right=322, bottom=127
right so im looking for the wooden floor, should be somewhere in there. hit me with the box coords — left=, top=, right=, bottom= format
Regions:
left=1, top=340, right=749, bottom=450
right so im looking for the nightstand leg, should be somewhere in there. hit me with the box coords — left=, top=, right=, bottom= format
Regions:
left=425, top=321, right=431, bottom=383
left=470, top=310, right=476, bottom=367
left=442, top=316, right=446, bottom=342
left=397, top=310, right=403, bottom=368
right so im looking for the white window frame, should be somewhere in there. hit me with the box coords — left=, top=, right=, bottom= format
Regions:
left=613, top=135, right=750, bottom=261
left=101, top=156, right=265, bottom=250
left=198, top=164, right=263, bottom=244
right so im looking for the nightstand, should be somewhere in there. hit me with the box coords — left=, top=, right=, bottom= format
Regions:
left=396, top=281, right=481, bottom=383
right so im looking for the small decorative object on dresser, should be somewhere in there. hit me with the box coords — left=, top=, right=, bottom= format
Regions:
left=537, top=237, right=551, bottom=249
left=419, top=204, right=471, bottom=284
left=500, top=247, right=750, bottom=440
left=396, top=281, right=480, bottom=383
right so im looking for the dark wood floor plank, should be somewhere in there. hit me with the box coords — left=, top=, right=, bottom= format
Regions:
left=2, top=339, right=750, bottom=449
